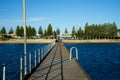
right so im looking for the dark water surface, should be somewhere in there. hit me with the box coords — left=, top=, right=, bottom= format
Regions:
left=65, top=43, right=120, bottom=80
left=0, top=43, right=120, bottom=80
left=0, top=43, right=47, bottom=80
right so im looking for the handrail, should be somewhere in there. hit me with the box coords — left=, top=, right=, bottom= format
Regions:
left=2, top=42, right=55, bottom=80
left=69, top=47, right=78, bottom=61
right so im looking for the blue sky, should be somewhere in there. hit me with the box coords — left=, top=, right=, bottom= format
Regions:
left=0, top=0, right=120, bottom=33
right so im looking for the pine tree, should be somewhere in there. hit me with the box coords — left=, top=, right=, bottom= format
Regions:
left=9, top=27, right=14, bottom=34
left=1, top=27, right=7, bottom=35
left=56, top=28, right=60, bottom=35
left=44, top=29, right=47, bottom=38
left=65, top=28, right=68, bottom=33
left=77, top=27, right=83, bottom=39
left=31, top=27, right=36, bottom=37
left=53, top=30, right=57, bottom=39
left=47, top=24, right=53, bottom=36
left=20, top=26, right=24, bottom=37
left=71, top=26, right=76, bottom=37
left=38, top=26, right=43, bottom=35
left=16, top=25, right=20, bottom=37
left=27, top=25, right=32, bottom=38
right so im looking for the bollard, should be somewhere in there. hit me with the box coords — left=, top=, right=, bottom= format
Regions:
left=29, top=53, right=31, bottom=73
left=20, top=57, right=22, bottom=80
left=34, top=50, right=36, bottom=67
left=3, top=64, right=6, bottom=80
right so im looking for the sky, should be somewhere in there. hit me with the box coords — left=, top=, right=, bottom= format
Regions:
left=0, top=0, right=120, bottom=33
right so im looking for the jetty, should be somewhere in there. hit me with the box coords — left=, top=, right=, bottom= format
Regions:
left=28, top=42, right=90, bottom=80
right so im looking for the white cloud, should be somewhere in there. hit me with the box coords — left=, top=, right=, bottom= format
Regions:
left=28, top=17, right=51, bottom=22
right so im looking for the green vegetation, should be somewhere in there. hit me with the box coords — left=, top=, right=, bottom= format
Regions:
left=47, top=24, right=53, bottom=36
left=84, top=22, right=118, bottom=39
left=71, top=26, right=76, bottom=38
left=38, top=26, right=43, bottom=38
left=0, top=22, right=119, bottom=40
left=65, top=28, right=68, bottom=33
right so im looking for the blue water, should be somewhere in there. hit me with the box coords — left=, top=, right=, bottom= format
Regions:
left=0, top=43, right=120, bottom=80
left=65, top=43, right=120, bottom=80
left=0, top=43, right=47, bottom=80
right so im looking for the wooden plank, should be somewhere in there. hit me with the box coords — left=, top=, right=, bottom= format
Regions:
left=28, top=43, right=90, bottom=80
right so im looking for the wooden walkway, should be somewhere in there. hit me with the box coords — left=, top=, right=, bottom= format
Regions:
left=28, top=43, right=90, bottom=80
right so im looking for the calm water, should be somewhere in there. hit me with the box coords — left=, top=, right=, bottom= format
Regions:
left=65, top=43, right=120, bottom=80
left=0, top=43, right=120, bottom=80
left=0, top=43, right=47, bottom=80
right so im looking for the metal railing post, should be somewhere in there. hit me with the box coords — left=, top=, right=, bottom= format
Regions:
left=70, top=50, right=72, bottom=61
left=43, top=48, right=44, bottom=58
left=38, top=49, right=40, bottom=63
left=34, top=50, right=36, bottom=67
left=29, top=53, right=31, bottom=73
left=76, top=49, right=78, bottom=60
left=20, top=57, right=22, bottom=80
left=3, top=64, right=6, bottom=80
left=41, top=48, right=43, bottom=60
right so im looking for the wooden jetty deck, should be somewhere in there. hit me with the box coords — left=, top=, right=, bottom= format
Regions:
left=28, top=42, right=90, bottom=80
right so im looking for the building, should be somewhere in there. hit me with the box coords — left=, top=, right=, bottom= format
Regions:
left=60, top=33, right=72, bottom=40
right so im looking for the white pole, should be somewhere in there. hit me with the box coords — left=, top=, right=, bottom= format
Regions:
left=3, top=64, right=6, bottom=80
left=29, top=53, right=31, bottom=73
left=23, top=0, right=27, bottom=75
left=20, top=57, right=23, bottom=80
left=34, top=50, right=36, bottom=67
left=38, top=49, right=40, bottom=63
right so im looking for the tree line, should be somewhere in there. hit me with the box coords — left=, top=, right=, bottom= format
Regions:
left=0, top=22, right=119, bottom=40
left=0, top=24, right=60, bottom=39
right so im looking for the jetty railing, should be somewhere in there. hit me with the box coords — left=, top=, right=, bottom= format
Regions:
left=70, top=47, right=78, bottom=61
left=2, top=43, right=55, bottom=80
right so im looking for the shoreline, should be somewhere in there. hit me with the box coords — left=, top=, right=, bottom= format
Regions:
left=0, top=39, right=55, bottom=44
left=63, top=39, right=120, bottom=43
left=0, top=39, right=120, bottom=44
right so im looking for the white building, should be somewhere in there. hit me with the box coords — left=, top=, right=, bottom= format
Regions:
left=60, top=33, right=72, bottom=40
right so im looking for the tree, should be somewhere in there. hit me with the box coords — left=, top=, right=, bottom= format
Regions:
left=53, top=30, right=57, bottom=39
left=71, top=26, right=76, bottom=37
left=20, top=26, right=24, bottom=37
left=47, top=24, right=53, bottom=36
left=31, top=27, right=36, bottom=37
left=65, top=28, right=68, bottom=33
left=76, top=27, right=83, bottom=39
left=56, top=28, right=60, bottom=35
left=1, top=27, right=7, bottom=35
left=38, top=26, right=43, bottom=38
left=16, top=25, right=20, bottom=37
left=38, top=26, right=43, bottom=35
left=84, top=22, right=89, bottom=39
left=44, top=29, right=47, bottom=38
left=8, top=27, right=14, bottom=34
left=16, top=25, right=24, bottom=37
left=27, top=25, right=32, bottom=38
